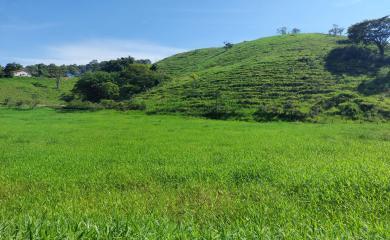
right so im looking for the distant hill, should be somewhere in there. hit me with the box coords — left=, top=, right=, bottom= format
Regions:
left=136, top=34, right=389, bottom=121
left=0, top=77, right=77, bottom=108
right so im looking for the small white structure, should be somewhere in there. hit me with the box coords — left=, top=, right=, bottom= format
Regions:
left=12, top=70, right=31, bottom=77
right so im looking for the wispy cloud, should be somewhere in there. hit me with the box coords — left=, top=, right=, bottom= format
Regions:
left=10, top=39, right=186, bottom=65
left=0, top=22, right=58, bottom=31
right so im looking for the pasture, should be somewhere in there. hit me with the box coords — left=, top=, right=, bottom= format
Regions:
left=0, top=108, right=389, bottom=239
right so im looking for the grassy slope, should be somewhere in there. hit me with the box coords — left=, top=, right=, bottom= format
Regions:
left=137, top=34, right=389, bottom=119
left=0, top=108, right=389, bottom=238
left=0, top=77, right=77, bottom=106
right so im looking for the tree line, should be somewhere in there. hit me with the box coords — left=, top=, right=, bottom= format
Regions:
left=274, top=16, right=389, bottom=57
left=0, top=57, right=153, bottom=78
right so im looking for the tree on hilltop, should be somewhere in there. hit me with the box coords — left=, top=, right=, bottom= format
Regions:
left=223, top=41, right=234, bottom=50
left=291, top=28, right=301, bottom=34
left=277, top=27, right=288, bottom=35
left=329, top=24, right=345, bottom=36
left=348, top=16, right=390, bottom=57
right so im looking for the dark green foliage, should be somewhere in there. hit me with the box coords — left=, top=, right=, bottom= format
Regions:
left=253, top=102, right=307, bottom=122
left=73, top=65, right=169, bottom=102
left=358, top=70, right=390, bottom=95
left=348, top=16, right=390, bottom=56
left=62, top=100, right=104, bottom=111
left=22, top=57, right=151, bottom=78
left=73, top=72, right=117, bottom=102
left=313, top=93, right=388, bottom=120
left=202, top=105, right=242, bottom=120
left=325, top=46, right=386, bottom=75
left=4, top=63, right=23, bottom=77
left=100, top=100, right=146, bottom=111
left=98, top=57, right=135, bottom=72
left=338, top=102, right=362, bottom=119
left=0, top=65, right=4, bottom=77
left=116, top=64, right=167, bottom=98
left=150, top=63, right=158, bottom=71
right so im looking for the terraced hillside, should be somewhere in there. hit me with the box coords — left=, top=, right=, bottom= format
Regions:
left=137, top=34, right=389, bottom=121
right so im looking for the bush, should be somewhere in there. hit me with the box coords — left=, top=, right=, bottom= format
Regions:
left=62, top=101, right=103, bottom=111
left=338, top=102, right=361, bottom=119
left=100, top=100, right=146, bottom=111
left=253, top=102, right=307, bottom=122
left=358, top=70, right=390, bottom=95
left=60, top=93, right=76, bottom=102
left=202, top=105, right=242, bottom=120
left=253, top=104, right=281, bottom=122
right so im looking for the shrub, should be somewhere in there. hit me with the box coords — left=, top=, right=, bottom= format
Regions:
left=62, top=101, right=103, bottom=111
left=253, top=102, right=307, bottom=122
left=253, top=104, right=281, bottom=122
left=60, top=93, right=76, bottom=102
left=202, top=105, right=242, bottom=120
left=338, top=102, right=361, bottom=119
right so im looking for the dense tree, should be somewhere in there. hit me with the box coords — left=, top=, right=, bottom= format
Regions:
left=86, top=60, right=100, bottom=72
left=329, top=24, right=344, bottom=36
left=73, top=64, right=168, bottom=102
left=4, top=63, right=23, bottom=77
left=23, top=56, right=152, bottom=78
left=116, top=64, right=167, bottom=99
left=277, top=27, right=288, bottom=35
left=99, top=57, right=136, bottom=72
left=67, top=64, right=81, bottom=76
left=25, top=65, right=39, bottom=77
left=135, top=59, right=152, bottom=65
left=47, top=64, right=66, bottom=89
left=73, top=72, right=117, bottom=102
left=348, top=16, right=390, bottom=57
left=291, top=28, right=301, bottom=34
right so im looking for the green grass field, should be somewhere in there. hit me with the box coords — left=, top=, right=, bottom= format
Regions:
left=0, top=108, right=389, bottom=239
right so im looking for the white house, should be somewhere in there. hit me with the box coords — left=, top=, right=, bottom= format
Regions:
left=12, top=70, right=32, bottom=77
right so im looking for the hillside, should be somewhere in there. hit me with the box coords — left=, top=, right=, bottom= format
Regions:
left=0, top=77, right=77, bottom=107
left=137, top=34, right=389, bottom=121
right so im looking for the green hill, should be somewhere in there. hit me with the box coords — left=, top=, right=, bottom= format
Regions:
left=0, top=77, right=77, bottom=107
left=137, top=34, right=389, bottom=121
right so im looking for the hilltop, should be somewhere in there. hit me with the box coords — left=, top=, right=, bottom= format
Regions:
left=136, top=34, right=389, bottom=121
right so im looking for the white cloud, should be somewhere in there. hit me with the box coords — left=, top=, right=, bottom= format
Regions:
left=10, top=39, right=186, bottom=65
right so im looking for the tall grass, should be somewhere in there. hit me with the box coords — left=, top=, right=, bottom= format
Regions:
left=0, top=108, right=389, bottom=239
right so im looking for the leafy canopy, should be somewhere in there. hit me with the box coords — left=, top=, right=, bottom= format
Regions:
left=73, top=64, right=169, bottom=102
left=348, top=16, right=390, bottom=56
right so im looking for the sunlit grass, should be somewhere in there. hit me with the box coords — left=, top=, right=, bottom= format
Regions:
left=0, top=108, right=389, bottom=239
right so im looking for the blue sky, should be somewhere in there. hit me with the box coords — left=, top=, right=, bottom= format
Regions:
left=0, top=0, right=388, bottom=65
